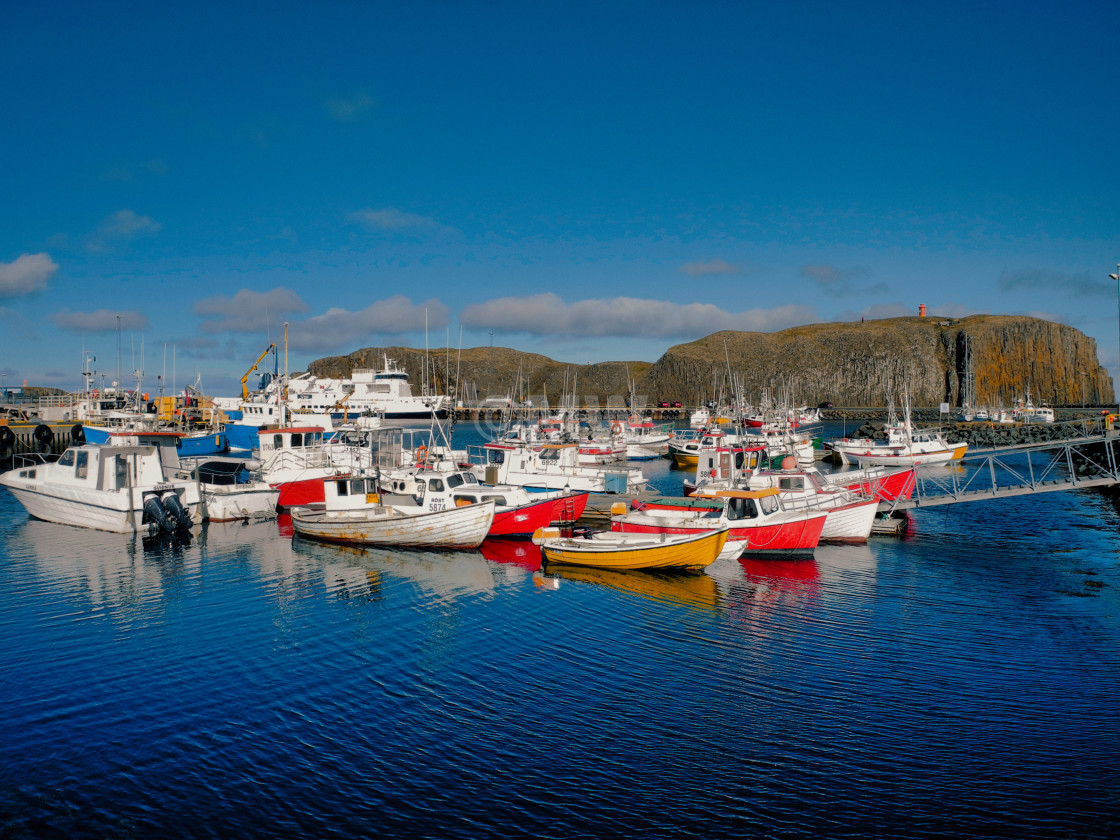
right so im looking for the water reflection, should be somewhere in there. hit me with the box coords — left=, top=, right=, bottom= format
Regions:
left=542, top=563, right=723, bottom=613
left=479, top=538, right=542, bottom=571
left=7, top=518, right=196, bottom=613
left=290, top=535, right=498, bottom=600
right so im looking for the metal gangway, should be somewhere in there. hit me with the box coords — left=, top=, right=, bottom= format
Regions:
left=882, top=419, right=1120, bottom=512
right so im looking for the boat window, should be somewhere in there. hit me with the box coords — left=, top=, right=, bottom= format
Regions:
left=429, top=478, right=445, bottom=492
left=482, top=495, right=507, bottom=506
left=734, top=451, right=745, bottom=470
left=541, top=450, right=559, bottom=462
left=58, top=450, right=75, bottom=467
left=462, top=473, right=478, bottom=484
left=779, top=477, right=803, bottom=491
left=730, top=498, right=757, bottom=519
left=456, top=494, right=478, bottom=504
left=272, top=435, right=282, bottom=448
left=75, top=450, right=88, bottom=479
left=337, top=481, right=349, bottom=496
left=488, top=449, right=505, bottom=465
left=349, top=479, right=365, bottom=495
left=760, top=494, right=779, bottom=514
left=290, top=433, right=302, bottom=447
left=446, top=473, right=465, bottom=488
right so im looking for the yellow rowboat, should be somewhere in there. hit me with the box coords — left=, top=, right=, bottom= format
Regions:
left=531, top=526, right=728, bottom=572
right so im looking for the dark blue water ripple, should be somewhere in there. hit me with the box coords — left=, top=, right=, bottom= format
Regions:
left=2, top=425, right=1120, bottom=838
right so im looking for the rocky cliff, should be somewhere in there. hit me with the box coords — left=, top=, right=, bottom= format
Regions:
left=308, top=315, right=1112, bottom=408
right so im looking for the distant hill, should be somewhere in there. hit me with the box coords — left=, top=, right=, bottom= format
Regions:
left=308, top=314, right=1112, bottom=408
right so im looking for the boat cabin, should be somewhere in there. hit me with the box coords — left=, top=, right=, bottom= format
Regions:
left=258, top=426, right=330, bottom=461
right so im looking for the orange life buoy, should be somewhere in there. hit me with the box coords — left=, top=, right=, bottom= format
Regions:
left=629, top=414, right=639, bottom=424
left=610, top=421, right=623, bottom=435
left=416, top=445, right=428, bottom=463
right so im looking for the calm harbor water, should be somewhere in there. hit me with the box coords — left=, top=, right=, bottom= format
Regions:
left=2, top=420, right=1119, bottom=838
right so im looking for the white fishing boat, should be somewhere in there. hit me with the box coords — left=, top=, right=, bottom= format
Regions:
left=189, top=458, right=278, bottom=522
left=611, top=414, right=672, bottom=459
left=1012, top=388, right=1055, bottom=424
left=468, top=441, right=648, bottom=494
left=290, top=475, right=495, bottom=549
left=828, top=398, right=966, bottom=467
left=742, top=465, right=878, bottom=543
left=0, top=432, right=201, bottom=534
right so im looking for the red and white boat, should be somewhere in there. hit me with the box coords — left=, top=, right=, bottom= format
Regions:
left=613, top=488, right=826, bottom=558
left=257, top=425, right=375, bottom=508
left=380, top=467, right=586, bottom=537
left=740, top=468, right=878, bottom=544
left=685, top=451, right=881, bottom=544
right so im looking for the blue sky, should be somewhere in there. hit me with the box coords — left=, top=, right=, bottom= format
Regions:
left=2, top=1, right=1119, bottom=396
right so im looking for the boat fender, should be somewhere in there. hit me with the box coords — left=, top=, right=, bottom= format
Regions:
left=71, top=423, right=85, bottom=444
left=0, top=426, right=15, bottom=459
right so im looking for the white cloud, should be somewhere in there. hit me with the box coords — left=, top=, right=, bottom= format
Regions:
left=194, top=287, right=311, bottom=333
left=0, top=253, right=57, bottom=298
left=461, top=293, right=816, bottom=338
left=86, top=209, right=162, bottom=252
left=348, top=207, right=458, bottom=237
left=679, top=259, right=742, bottom=277
left=287, top=296, right=451, bottom=352
left=325, top=91, right=374, bottom=122
left=99, top=209, right=161, bottom=237
left=50, top=309, right=149, bottom=332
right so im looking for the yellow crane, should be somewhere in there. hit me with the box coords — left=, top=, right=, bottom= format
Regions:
left=241, top=343, right=276, bottom=401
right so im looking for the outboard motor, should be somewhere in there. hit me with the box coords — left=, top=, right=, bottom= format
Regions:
left=143, top=492, right=173, bottom=534
left=161, top=491, right=190, bottom=530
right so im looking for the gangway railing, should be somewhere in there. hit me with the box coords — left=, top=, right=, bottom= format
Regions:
left=883, top=431, right=1120, bottom=511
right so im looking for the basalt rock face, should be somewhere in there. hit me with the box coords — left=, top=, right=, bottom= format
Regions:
left=308, top=315, right=1111, bottom=408
left=640, top=315, right=1112, bottom=408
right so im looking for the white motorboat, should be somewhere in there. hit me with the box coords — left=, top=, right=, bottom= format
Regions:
left=0, top=432, right=201, bottom=534
left=468, top=441, right=648, bottom=494
left=189, top=458, right=278, bottom=522
left=290, top=475, right=494, bottom=549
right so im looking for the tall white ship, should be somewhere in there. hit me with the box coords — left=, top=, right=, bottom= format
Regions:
left=285, top=356, right=449, bottom=420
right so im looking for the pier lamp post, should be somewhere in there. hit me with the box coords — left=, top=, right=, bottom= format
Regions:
left=1112, top=264, right=1120, bottom=415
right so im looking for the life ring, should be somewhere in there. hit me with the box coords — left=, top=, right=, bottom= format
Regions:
left=629, top=415, right=639, bottom=424
left=416, top=445, right=427, bottom=463
left=610, top=421, right=623, bottom=435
